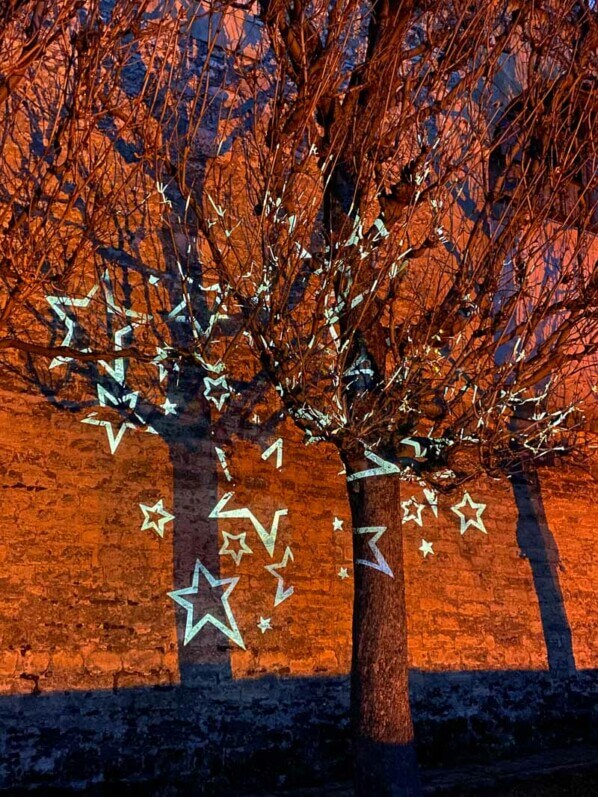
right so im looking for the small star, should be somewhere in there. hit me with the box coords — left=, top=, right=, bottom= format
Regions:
left=139, top=499, right=175, bottom=538
left=219, top=531, right=253, bottom=566
left=338, top=567, right=350, bottom=580
left=203, top=375, right=231, bottom=411
left=257, top=617, right=272, bottom=634
left=419, top=539, right=434, bottom=558
left=161, top=397, right=178, bottom=415
left=333, top=517, right=344, bottom=531
left=451, top=492, right=487, bottom=535
left=401, top=497, right=425, bottom=526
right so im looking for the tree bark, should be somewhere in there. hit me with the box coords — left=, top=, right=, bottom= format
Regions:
left=344, top=463, right=422, bottom=796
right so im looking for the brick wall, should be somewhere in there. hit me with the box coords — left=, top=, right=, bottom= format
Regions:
left=0, top=383, right=596, bottom=793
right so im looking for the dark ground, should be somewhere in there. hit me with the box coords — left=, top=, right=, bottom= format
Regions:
left=0, top=744, right=596, bottom=796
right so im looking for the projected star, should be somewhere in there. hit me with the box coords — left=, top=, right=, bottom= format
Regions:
left=46, top=284, right=99, bottom=369
left=219, top=531, right=253, bottom=565
left=168, top=559, right=245, bottom=649
left=203, top=375, right=231, bottom=411
left=338, top=567, right=350, bottom=580
left=333, top=517, right=344, bottom=531
left=264, top=546, right=294, bottom=607
left=401, top=497, right=425, bottom=526
left=257, top=617, right=272, bottom=634
left=81, top=386, right=140, bottom=454
left=451, top=492, right=487, bottom=535
left=161, top=397, right=178, bottom=415
left=419, top=539, right=434, bottom=558
left=139, top=499, right=175, bottom=538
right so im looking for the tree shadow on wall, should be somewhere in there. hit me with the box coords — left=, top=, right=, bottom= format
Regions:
left=510, top=465, right=576, bottom=674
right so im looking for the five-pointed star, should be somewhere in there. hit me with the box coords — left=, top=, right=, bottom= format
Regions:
left=338, top=567, right=350, bottom=580
left=419, top=539, right=434, bottom=558
left=333, top=517, right=344, bottom=531
left=219, top=531, right=253, bottom=565
left=161, top=397, right=178, bottom=415
left=401, top=497, right=425, bottom=526
left=203, top=375, right=231, bottom=411
left=46, top=284, right=99, bottom=369
left=167, top=559, right=245, bottom=649
left=139, top=499, right=175, bottom=538
left=451, top=492, right=487, bottom=535
left=257, top=616, right=272, bottom=634
left=81, top=386, right=140, bottom=454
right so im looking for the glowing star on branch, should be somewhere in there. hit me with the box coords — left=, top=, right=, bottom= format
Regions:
left=46, top=285, right=100, bottom=368
left=451, top=492, right=488, bottom=535
left=401, top=497, right=425, bottom=527
left=338, top=567, right=350, bottom=580
left=354, top=526, right=394, bottom=578
left=219, top=531, right=253, bottom=566
left=167, top=559, right=245, bottom=649
left=203, top=375, right=231, bottom=411
left=264, top=546, right=294, bottom=607
left=139, top=499, right=175, bottom=538
left=419, top=539, right=434, bottom=558
left=261, top=438, right=283, bottom=469
left=332, top=517, right=344, bottom=531
left=346, top=450, right=403, bottom=482
left=209, top=492, right=287, bottom=557
left=257, top=617, right=272, bottom=634
left=161, top=397, right=178, bottom=415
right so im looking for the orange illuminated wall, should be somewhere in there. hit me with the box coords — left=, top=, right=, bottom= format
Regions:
left=0, top=382, right=596, bottom=696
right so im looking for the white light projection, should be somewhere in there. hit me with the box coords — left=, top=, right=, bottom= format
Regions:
left=354, top=526, right=394, bottom=578
left=332, top=517, right=344, bottom=531
left=451, top=492, right=488, bottom=535
left=338, top=567, right=350, bottom=580
left=214, top=447, right=233, bottom=482
left=257, top=617, right=273, bottom=633
left=81, top=385, right=140, bottom=454
left=261, top=438, right=283, bottom=469
left=219, top=531, right=253, bottom=565
left=419, top=539, right=434, bottom=558
left=401, top=497, right=425, bottom=527
left=139, top=499, right=175, bottom=538
left=168, top=559, right=245, bottom=648
left=346, top=450, right=405, bottom=481
left=203, top=375, right=231, bottom=410
left=209, top=492, right=288, bottom=557
left=46, top=285, right=100, bottom=368
left=160, top=397, right=177, bottom=415
left=264, top=546, right=295, bottom=606
left=423, top=488, right=439, bottom=518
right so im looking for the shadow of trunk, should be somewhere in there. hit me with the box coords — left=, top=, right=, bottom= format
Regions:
left=510, top=466, right=575, bottom=674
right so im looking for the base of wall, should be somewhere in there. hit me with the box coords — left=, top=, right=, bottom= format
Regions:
left=0, top=668, right=596, bottom=795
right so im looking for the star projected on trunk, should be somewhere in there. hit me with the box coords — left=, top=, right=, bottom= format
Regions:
left=451, top=492, right=488, bottom=535
left=139, top=499, right=175, bottom=538
left=203, top=375, right=231, bottom=411
left=401, top=497, right=425, bottom=527
left=354, top=526, right=394, bottom=578
left=168, top=560, right=245, bottom=649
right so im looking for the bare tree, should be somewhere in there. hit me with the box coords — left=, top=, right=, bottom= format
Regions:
left=1, top=1, right=597, bottom=795
left=181, top=1, right=598, bottom=793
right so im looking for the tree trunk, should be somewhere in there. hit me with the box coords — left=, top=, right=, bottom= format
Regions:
left=344, top=464, right=421, bottom=796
